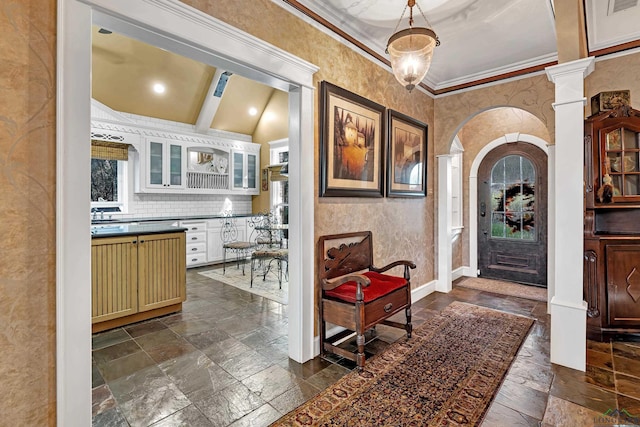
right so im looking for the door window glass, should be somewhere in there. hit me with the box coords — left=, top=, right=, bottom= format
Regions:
left=490, top=155, right=535, bottom=240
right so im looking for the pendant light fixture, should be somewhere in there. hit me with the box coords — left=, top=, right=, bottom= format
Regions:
left=386, top=0, right=440, bottom=92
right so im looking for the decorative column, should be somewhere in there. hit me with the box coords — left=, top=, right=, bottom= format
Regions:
left=437, top=155, right=452, bottom=292
left=545, top=57, right=594, bottom=371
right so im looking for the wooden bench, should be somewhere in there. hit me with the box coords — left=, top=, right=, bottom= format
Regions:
left=317, top=231, right=415, bottom=370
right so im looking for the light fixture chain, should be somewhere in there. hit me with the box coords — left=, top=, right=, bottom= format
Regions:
left=415, top=2, right=433, bottom=28
left=415, top=2, right=440, bottom=46
left=391, top=3, right=409, bottom=35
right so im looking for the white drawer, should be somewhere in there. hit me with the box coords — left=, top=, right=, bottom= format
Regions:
left=187, top=242, right=206, bottom=254
left=186, top=231, right=206, bottom=243
left=186, top=253, right=207, bottom=266
left=180, top=221, right=207, bottom=233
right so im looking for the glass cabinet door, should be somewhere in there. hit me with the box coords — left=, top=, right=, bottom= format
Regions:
left=147, top=139, right=184, bottom=189
left=603, top=127, right=640, bottom=200
left=149, top=141, right=164, bottom=186
left=246, top=153, right=257, bottom=190
left=169, top=144, right=182, bottom=186
left=233, top=152, right=244, bottom=189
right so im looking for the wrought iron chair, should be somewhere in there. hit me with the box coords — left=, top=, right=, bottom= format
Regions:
left=250, top=211, right=288, bottom=288
left=221, top=212, right=255, bottom=275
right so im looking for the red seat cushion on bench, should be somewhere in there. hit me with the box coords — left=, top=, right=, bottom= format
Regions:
left=324, top=271, right=407, bottom=304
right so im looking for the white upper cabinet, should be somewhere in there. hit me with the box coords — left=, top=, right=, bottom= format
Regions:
left=231, top=149, right=260, bottom=195
left=91, top=102, right=260, bottom=195
left=145, top=138, right=186, bottom=190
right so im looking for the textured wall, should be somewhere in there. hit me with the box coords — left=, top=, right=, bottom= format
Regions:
left=435, top=74, right=556, bottom=155
left=252, top=90, right=289, bottom=214
left=1, top=0, right=57, bottom=424
left=586, top=52, right=640, bottom=111
left=185, top=0, right=436, bottom=286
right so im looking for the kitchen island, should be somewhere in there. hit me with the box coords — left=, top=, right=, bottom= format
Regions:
left=91, top=224, right=187, bottom=333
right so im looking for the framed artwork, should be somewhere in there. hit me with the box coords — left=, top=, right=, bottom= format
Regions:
left=319, top=81, right=385, bottom=197
left=386, top=110, right=427, bottom=197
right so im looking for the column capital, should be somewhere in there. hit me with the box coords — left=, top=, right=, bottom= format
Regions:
left=545, top=57, right=595, bottom=83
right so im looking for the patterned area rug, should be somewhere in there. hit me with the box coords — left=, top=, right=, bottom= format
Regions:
left=198, top=264, right=288, bottom=305
left=455, top=277, right=547, bottom=302
left=271, top=302, right=533, bottom=426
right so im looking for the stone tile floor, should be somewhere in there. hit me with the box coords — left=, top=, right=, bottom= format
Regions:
left=92, top=268, right=640, bottom=426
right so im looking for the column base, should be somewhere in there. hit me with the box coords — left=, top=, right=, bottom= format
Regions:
left=550, top=296, right=587, bottom=371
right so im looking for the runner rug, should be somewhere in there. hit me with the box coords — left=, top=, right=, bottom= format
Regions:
left=271, top=301, right=533, bottom=426
left=455, top=277, right=547, bottom=302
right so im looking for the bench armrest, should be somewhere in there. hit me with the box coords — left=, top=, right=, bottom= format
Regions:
left=322, top=273, right=371, bottom=291
left=371, top=260, right=416, bottom=280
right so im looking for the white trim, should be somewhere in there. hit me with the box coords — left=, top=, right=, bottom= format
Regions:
left=58, top=1, right=318, bottom=424
left=468, top=134, right=550, bottom=288
left=437, top=155, right=453, bottom=293
left=452, top=266, right=466, bottom=281
left=57, top=1, right=92, bottom=426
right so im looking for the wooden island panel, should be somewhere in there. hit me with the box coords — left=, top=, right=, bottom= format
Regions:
left=91, top=231, right=186, bottom=333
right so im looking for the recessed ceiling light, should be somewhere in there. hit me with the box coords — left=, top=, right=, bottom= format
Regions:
left=248, top=107, right=258, bottom=116
left=153, top=83, right=166, bottom=94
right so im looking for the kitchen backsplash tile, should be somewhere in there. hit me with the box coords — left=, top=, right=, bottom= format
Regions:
left=110, top=194, right=252, bottom=220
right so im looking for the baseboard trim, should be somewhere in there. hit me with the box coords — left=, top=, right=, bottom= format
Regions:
left=452, top=266, right=466, bottom=281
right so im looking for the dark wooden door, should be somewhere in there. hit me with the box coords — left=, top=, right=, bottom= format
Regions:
left=478, top=143, right=547, bottom=287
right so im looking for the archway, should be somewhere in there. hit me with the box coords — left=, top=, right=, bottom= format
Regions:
left=437, top=107, right=553, bottom=304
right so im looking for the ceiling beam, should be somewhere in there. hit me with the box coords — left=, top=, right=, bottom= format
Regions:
left=195, top=68, right=230, bottom=133
left=555, top=0, right=589, bottom=62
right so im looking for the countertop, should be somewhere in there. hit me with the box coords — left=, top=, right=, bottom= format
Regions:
left=90, top=213, right=255, bottom=225
left=91, top=223, right=188, bottom=238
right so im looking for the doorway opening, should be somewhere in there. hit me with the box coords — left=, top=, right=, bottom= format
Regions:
left=58, top=1, right=317, bottom=423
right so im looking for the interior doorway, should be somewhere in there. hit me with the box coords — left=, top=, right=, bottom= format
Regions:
left=58, top=1, right=317, bottom=424
left=477, top=142, right=548, bottom=287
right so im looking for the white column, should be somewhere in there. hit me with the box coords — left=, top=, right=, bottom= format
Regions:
left=547, top=144, right=556, bottom=314
left=545, top=57, right=594, bottom=371
left=437, top=155, right=453, bottom=292
left=287, top=84, right=316, bottom=363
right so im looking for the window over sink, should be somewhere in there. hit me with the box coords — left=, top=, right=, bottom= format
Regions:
left=91, top=140, right=129, bottom=213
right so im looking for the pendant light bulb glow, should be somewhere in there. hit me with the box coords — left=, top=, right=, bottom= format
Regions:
left=386, top=1, right=439, bottom=92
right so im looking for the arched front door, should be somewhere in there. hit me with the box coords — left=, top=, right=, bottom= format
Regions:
left=477, top=142, right=547, bottom=287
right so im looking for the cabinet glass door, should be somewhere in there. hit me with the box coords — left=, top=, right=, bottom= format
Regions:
left=247, top=153, right=257, bottom=189
left=604, top=127, right=640, bottom=200
left=169, top=144, right=182, bottom=186
left=233, top=152, right=244, bottom=188
left=149, top=141, right=164, bottom=185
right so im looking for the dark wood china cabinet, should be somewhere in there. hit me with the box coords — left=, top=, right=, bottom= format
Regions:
left=584, top=105, right=640, bottom=341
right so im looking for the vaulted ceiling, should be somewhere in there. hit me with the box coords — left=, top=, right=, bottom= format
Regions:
left=92, top=0, right=640, bottom=133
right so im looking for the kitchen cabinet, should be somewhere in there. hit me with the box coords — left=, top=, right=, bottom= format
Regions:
left=91, top=231, right=186, bottom=332
left=231, top=150, right=259, bottom=194
left=583, top=104, right=640, bottom=340
left=181, top=220, right=208, bottom=267
left=145, top=138, right=186, bottom=190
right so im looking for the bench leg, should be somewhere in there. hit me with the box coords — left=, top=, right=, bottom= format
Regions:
left=356, top=332, right=365, bottom=371
left=405, top=306, right=413, bottom=338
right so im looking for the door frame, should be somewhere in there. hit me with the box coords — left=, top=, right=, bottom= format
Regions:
left=468, top=133, right=552, bottom=294
left=476, top=142, right=548, bottom=286
left=57, top=1, right=318, bottom=425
